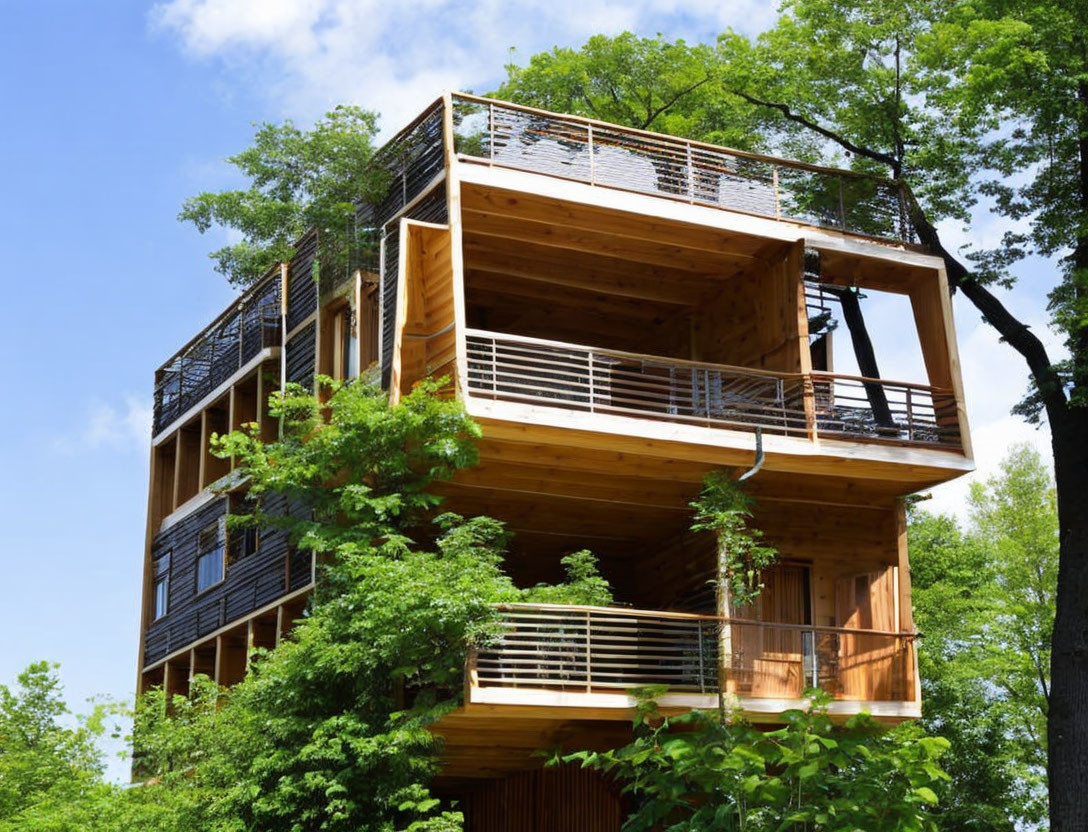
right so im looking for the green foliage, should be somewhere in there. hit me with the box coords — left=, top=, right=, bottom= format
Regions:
left=691, top=472, right=778, bottom=609
left=125, top=379, right=610, bottom=831
left=0, top=663, right=206, bottom=832
left=0, top=663, right=104, bottom=823
left=522, top=549, right=614, bottom=607
left=909, top=444, right=1056, bottom=828
left=179, top=105, right=384, bottom=286
left=495, top=33, right=767, bottom=150
left=566, top=691, right=949, bottom=831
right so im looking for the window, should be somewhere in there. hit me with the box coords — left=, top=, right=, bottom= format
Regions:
left=227, top=493, right=260, bottom=565
left=331, top=303, right=358, bottom=382
left=195, top=523, right=224, bottom=593
left=152, top=551, right=171, bottom=620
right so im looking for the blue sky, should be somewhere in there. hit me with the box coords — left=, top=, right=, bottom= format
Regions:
left=0, top=0, right=1060, bottom=778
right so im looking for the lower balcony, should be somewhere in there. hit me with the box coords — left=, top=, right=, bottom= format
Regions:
left=464, top=329, right=961, bottom=449
left=466, top=603, right=919, bottom=722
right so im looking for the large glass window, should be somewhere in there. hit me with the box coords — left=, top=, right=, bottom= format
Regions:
left=195, top=524, right=224, bottom=593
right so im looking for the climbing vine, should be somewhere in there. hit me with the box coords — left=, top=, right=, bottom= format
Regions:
left=690, top=471, right=778, bottom=610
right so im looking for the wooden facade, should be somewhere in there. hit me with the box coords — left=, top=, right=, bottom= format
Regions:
left=138, top=93, right=973, bottom=826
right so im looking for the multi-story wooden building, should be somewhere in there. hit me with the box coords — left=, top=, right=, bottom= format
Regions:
left=138, top=93, right=972, bottom=829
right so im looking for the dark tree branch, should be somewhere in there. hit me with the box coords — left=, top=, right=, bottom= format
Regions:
left=907, top=202, right=1067, bottom=419
left=726, top=87, right=901, bottom=169
left=641, top=76, right=713, bottom=130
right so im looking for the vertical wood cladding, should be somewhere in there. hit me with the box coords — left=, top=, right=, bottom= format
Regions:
left=461, top=765, right=623, bottom=832
left=286, top=322, right=317, bottom=392
left=142, top=492, right=300, bottom=667
left=286, top=233, right=319, bottom=333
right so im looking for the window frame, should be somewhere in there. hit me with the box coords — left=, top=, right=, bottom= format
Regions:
left=194, top=521, right=226, bottom=595
left=151, top=551, right=171, bottom=621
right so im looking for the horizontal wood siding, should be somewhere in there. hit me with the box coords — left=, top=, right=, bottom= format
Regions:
left=286, top=322, right=317, bottom=392
left=143, top=493, right=297, bottom=667
left=381, top=224, right=400, bottom=389
left=286, top=233, right=319, bottom=333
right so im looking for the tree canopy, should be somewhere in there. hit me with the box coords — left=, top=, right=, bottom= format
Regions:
left=180, top=105, right=383, bottom=287
left=909, top=445, right=1058, bottom=828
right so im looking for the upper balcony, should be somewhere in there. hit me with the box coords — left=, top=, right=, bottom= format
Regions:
left=448, top=94, right=916, bottom=246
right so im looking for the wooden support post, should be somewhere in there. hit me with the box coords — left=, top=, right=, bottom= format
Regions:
left=198, top=410, right=209, bottom=489
left=227, top=386, right=237, bottom=471
left=170, top=433, right=182, bottom=514
left=894, top=502, right=914, bottom=633
left=245, top=619, right=255, bottom=673
left=790, top=243, right=818, bottom=441
left=214, top=634, right=225, bottom=684
left=895, top=501, right=919, bottom=702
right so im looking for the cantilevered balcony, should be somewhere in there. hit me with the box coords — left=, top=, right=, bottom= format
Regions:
left=467, top=603, right=919, bottom=721
left=464, top=330, right=961, bottom=449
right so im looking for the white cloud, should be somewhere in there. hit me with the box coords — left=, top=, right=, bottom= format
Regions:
left=53, top=395, right=152, bottom=457
left=150, top=0, right=777, bottom=133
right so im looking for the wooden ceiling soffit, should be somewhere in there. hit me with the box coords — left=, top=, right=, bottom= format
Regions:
left=462, top=207, right=758, bottom=273
left=463, top=236, right=710, bottom=305
left=460, top=183, right=783, bottom=262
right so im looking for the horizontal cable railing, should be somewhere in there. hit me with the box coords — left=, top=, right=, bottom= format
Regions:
left=154, top=276, right=282, bottom=435
left=474, top=604, right=917, bottom=703
left=465, top=329, right=811, bottom=438
left=812, top=373, right=961, bottom=446
left=451, top=94, right=915, bottom=244
left=464, top=329, right=961, bottom=447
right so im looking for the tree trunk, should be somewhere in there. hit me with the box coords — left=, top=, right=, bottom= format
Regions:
left=826, top=286, right=895, bottom=428
left=1047, top=392, right=1088, bottom=832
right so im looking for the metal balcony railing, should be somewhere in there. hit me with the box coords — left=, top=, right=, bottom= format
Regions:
left=153, top=275, right=282, bottom=436
left=451, top=94, right=916, bottom=244
left=464, top=329, right=961, bottom=448
left=473, top=603, right=917, bottom=703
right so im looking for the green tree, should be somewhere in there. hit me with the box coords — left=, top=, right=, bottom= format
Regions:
left=501, top=8, right=1088, bottom=821
left=0, top=662, right=203, bottom=832
left=180, top=105, right=383, bottom=286
left=0, top=662, right=104, bottom=821
left=121, top=378, right=613, bottom=831
left=496, top=33, right=763, bottom=150
left=566, top=691, right=950, bottom=831
left=909, top=445, right=1058, bottom=828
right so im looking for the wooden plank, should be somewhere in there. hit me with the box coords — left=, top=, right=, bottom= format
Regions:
left=463, top=206, right=758, bottom=273
left=468, top=402, right=974, bottom=486
left=461, top=183, right=779, bottom=260
left=456, top=163, right=945, bottom=275
left=464, top=235, right=709, bottom=304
